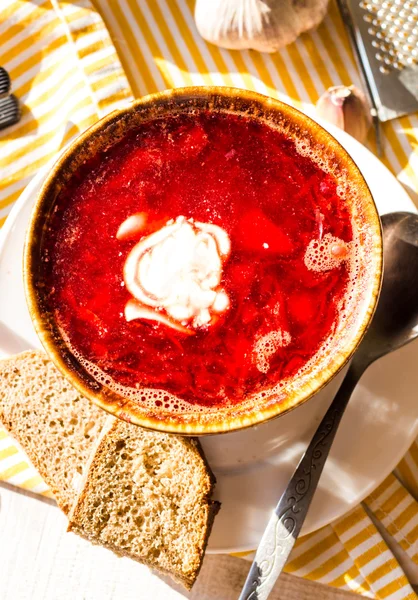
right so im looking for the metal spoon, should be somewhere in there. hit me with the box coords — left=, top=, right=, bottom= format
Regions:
left=239, top=211, right=418, bottom=600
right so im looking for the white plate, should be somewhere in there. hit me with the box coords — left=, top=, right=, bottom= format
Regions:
left=0, top=123, right=417, bottom=555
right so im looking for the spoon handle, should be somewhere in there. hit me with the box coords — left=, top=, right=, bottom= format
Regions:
left=239, top=365, right=362, bottom=600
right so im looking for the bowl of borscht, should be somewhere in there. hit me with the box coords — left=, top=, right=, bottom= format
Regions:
left=24, top=87, right=383, bottom=435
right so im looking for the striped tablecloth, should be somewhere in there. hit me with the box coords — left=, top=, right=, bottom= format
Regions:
left=1, top=1, right=418, bottom=598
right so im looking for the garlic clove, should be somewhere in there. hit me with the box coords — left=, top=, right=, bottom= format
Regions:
left=316, top=85, right=372, bottom=144
left=194, top=0, right=330, bottom=54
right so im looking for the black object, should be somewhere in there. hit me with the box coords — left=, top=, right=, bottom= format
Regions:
left=0, top=95, right=21, bottom=130
left=0, top=66, right=11, bottom=99
left=0, top=66, right=21, bottom=130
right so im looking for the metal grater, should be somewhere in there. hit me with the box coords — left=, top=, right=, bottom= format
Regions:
left=336, top=0, right=418, bottom=122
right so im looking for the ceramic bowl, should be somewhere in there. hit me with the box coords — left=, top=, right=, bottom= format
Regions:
left=24, top=87, right=382, bottom=435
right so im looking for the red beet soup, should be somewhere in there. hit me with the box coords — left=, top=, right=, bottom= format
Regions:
left=41, top=111, right=354, bottom=409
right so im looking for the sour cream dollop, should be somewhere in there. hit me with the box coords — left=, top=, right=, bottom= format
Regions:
left=122, top=216, right=231, bottom=334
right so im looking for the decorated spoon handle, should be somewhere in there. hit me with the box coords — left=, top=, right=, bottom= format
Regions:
left=238, top=365, right=361, bottom=600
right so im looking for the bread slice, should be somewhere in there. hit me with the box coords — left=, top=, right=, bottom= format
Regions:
left=0, top=350, right=219, bottom=587
left=0, top=350, right=108, bottom=513
left=68, top=419, right=220, bottom=589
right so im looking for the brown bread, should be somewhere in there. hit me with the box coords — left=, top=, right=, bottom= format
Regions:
left=0, top=350, right=107, bottom=513
left=68, top=419, right=220, bottom=589
left=0, top=350, right=219, bottom=588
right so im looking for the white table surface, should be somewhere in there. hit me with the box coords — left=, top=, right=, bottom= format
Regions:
left=0, top=482, right=365, bottom=600
left=3, top=481, right=418, bottom=600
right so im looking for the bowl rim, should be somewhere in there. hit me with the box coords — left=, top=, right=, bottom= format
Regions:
left=24, top=86, right=383, bottom=435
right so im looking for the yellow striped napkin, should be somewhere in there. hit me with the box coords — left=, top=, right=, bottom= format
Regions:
left=0, top=0, right=132, bottom=227
left=1, top=1, right=418, bottom=598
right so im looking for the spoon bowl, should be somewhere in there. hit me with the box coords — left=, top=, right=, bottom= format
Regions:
left=358, top=212, right=418, bottom=364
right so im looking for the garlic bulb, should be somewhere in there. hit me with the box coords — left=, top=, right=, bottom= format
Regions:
left=316, top=85, right=372, bottom=144
left=194, top=0, right=330, bottom=53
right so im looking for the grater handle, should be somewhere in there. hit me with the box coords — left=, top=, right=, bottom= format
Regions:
left=335, top=0, right=383, bottom=156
